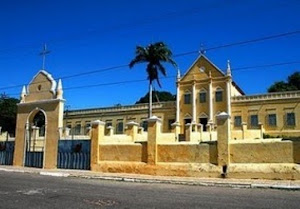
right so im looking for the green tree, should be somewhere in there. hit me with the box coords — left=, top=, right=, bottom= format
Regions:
left=268, top=71, right=300, bottom=92
left=129, top=42, right=177, bottom=117
left=136, top=91, right=176, bottom=104
left=0, top=94, right=19, bottom=135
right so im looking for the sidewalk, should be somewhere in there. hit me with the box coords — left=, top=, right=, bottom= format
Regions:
left=0, top=165, right=299, bottom=191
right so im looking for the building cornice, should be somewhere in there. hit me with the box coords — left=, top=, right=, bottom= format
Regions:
left=66, top=101, right=176, bottom=116
left=18, top=99, right=65, bottom=106
left=232, top=91, right=300, bottom=103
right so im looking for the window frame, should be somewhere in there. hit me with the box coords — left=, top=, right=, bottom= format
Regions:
left=250, top=115, right=259, bottom=128
left=268, top=114, right=277, bottom=127
left=234, top=116, right=242, bottom=127
left=215, top=87, right=223, bottom=102
left=286, top=112, right=296, bottom=126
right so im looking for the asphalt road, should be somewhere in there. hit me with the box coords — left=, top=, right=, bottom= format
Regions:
left=0, top=171, right=299, bottom=209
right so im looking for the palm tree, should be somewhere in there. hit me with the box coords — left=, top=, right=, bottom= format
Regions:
left=129, top=42, right=177, bottom=118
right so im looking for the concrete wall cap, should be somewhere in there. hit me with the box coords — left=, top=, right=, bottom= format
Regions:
left=126, top=121, right=139, bottom=126
left=91, top=120, right=105, bottom=126
left=171, top=121, right=180, bottom=127
left=216, top=112, right=230, bottom=120
left=147, top=115, right=162, bottom=123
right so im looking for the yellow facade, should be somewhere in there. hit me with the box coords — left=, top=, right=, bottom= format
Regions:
left=65, top=55, right=300, bottom=139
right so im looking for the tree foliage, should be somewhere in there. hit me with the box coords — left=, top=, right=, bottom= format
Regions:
left=268, top=72, right=300, bottom=92
left=129, top=42, right=177, bottom=87
left=0, top=94, right=19, bottom=134
left=129, top=42, right=177, bottom=117
left=136, top=91, right=175, bottom=104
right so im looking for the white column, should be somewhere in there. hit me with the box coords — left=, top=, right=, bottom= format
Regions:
left=192, top=81, right=196, bottom=123
left=176, top=81, right=180, bottom=123
left=226, top=78, right=231, bottom=116
left=208, top=78, right=213, bottom=122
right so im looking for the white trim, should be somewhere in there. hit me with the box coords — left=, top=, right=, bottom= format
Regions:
left=184, top=113, right=192, bottom=119
left=184, top=89, right=192, bottom=94
left=27, top=70, right=57, bottom=95
left=199, top=88, right=207, bottom=92
left=198, top=112, right=208, bottom=118
left=181, top=54, right=226, bottom=81
left=17, top=99, right=65, bottom=106
left=215, top=86, right=224, bottom=91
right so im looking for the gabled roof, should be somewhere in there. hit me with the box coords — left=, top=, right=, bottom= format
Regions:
left=180, top=53, right=245, bottom=95
left=27, top=70, right=57, bottom=94
left=180, top=54, right=225, bottom=81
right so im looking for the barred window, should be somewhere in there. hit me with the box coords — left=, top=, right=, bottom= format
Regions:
left=268, top=114, right=277, bottom=126
left=199, top=92, right=206, bottom=103
left=250, top=115, right=258, bottom=127
left=234, top=116, right=242, bottom=127
left=215, top=91, right=223, bottom=102
left=184, top=93, right=191, bottom=104
left=286, top=113, right=296, bottom=126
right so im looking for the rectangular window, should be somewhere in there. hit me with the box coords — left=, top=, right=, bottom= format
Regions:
left=74, top=122, right=81, bottom=135
left=184, top=94, right=191, bottom=104
left=199, top=92, right=206, bottom=103
left=250, top=115, right=258, bottom=127
left=234, top=116, right=242, bottom=127
left=286, top=113, right=296, bottom=126
left=268, top=114, right=277, bottom=126
left=215, top=91, right=223, bottom=102
left=116, top=120, right=123, bottom=134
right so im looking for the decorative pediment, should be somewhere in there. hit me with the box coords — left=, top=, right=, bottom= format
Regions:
left=23, top=70, right=58, bottom=103
left=27, top=70, right=57, bottom=94
left=198, top=112, right=208, bottom=118
left=184, top=113, right=192, bottom=119
left=180, top=54, right=225, bottom=82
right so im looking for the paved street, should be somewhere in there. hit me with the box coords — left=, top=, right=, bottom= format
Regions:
left=0, top=171, right=299, bottom=209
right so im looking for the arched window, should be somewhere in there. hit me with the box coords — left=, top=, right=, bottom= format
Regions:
left=33, top=111, right=46, bottom=137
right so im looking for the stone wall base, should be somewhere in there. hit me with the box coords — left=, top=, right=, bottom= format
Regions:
left=91, top=162, right=300, bottom=180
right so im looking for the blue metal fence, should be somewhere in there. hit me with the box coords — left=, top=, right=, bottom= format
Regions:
left=0, top=141, right=14, bottom=165
left=57, top=140, right=90, bottom=170
left=25, top=152, right=43, bottom=168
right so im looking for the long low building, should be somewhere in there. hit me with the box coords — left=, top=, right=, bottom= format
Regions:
left=64, top=54, right=300, bottom=138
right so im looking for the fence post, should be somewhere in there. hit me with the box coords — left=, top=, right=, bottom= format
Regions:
left=147, top=116, right=161, bottom=165
left=125, top=121, right=139, bottom=142
left=171, top=122, right=180, bottom=142
left=216, top=112, right=231, bottom=170
left=91, top=120, right=105, bottom=170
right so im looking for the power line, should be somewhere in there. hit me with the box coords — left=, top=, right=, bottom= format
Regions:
left=5, top=76, right=177, bottom=97
left=174, top=30, right=300, bottom=57
left=1, top=30, right=300, bottom=91
left=232, top=61, right=300, bottom=71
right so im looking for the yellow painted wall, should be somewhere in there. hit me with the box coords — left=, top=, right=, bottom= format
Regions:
left=99, top=143, right=147, bottom=162
left=230, top=141, right=294, bottom=163
left=157, top=144, right=217, bottom=164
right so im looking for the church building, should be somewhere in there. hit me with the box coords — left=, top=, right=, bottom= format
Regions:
left=64, top=54, right=300, bottom=139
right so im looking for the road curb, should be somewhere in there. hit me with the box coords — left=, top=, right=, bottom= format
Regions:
left=1, top=167, right=300, bottom=190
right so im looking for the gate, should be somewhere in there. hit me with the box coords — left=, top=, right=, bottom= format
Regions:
left=0, top=141, right=14, bottom=165
left=57, top=140, right=90, bottom=170
left=24, top=141, right=44, bottom=168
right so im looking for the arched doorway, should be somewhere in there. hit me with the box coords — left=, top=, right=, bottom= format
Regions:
left=24, top=109, right=47, bottom=168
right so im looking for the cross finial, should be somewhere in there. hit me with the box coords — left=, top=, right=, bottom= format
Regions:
left=199, top=44, right=206, bottom=54
left=39, top=43, right=51, bottom=70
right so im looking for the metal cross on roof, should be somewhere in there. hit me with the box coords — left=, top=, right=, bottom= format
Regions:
left=39, top=44, right=51, bottom=70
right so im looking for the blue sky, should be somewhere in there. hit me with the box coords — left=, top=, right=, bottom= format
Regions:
left=0, top=0, right=300, bottom=109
